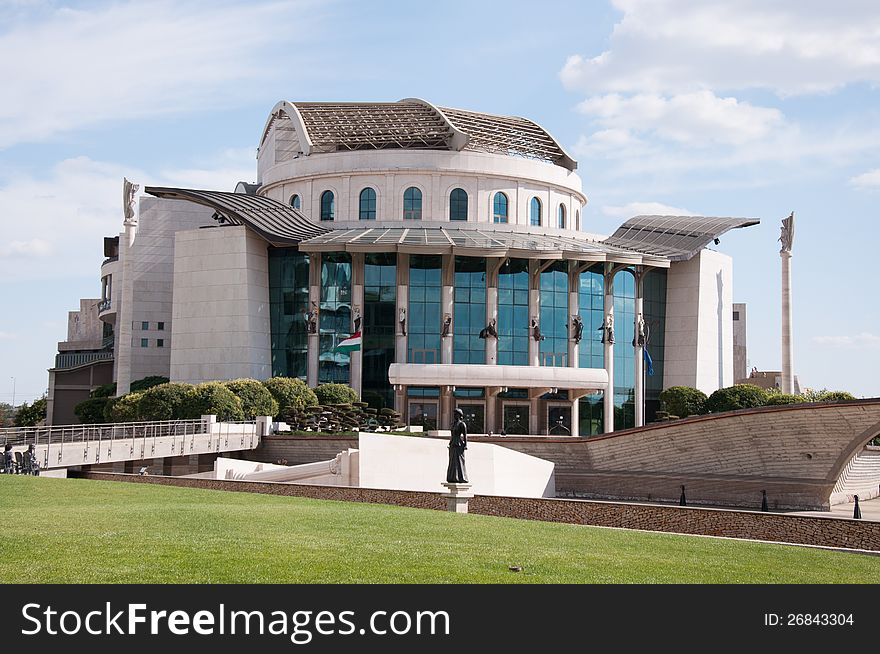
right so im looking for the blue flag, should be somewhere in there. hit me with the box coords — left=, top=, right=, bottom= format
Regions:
left=644, top=348, right=655, bottom=376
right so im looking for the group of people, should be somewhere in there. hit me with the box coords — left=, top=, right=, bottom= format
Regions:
left=2, top=443, right=40, bottom=476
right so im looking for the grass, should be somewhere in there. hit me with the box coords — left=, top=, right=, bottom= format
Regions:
left=1, top=476, right=879, bottom=584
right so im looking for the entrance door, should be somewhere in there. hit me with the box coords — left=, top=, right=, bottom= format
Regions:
left=547, top=405, right=572, bottom=436
left=408, top=401, right=438, bottom=431
left=456, top=403, right=485, bottom=434
left=502, top=404, right=529, bottom=435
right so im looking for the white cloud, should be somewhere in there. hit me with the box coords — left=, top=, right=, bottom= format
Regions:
left=812, top=333, right=880, bottom=349
left=0, top=1, right=325, bottom=148
left=560, top=0, right=880, bottom=96
left=601, top=202, right=695, bottom=219
left=0, top=331, right=17, bottom=340
left=0, top=239, right=52, bottom=257
left=849, top=169, right=880, bottom=190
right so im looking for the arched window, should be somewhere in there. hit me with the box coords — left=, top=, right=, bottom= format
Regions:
left=493, top=192, right=508, bottom=223
left=576, top=209, right=580, bottom=231
left=558, top=204, right=566, bottom=229
left=320, top=190, right=335, bottom=221
left=290, top=194, right=301, bottom=210
left=359, top=188, right=377, bottom=220
left=449, top=188, right=468, bottom=221
left=530, top=197, right=542, bottom=226
left=403, top=187, right=422, bottom=220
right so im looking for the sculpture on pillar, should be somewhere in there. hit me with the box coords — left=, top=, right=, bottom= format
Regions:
left=530, top=317, right=544, bottom=342
left=306, top=301, right=319, bottom=334
left=399, top=307, right=407, bottom=336
left=446, top=408, right=468, bottom=483
left=479, top=318, right=498, bottom=339
left=123, top=177, right=139, bottom=224
left=571, top=314, right=584, bottom=344
left=599, top=314, right=615, bottom=344
left=634, top=313, right=647, bottom=347
left=353, top=306, right=361, bottom=333
left=441, top=313, right=452, bottom=338
left=779, top=211, right=795, bottom=253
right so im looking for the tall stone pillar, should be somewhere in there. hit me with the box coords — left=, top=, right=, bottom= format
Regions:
left=603, top=266, right=615, bottom=433
left=441, top=254, right=454, bottom=364
left=307, top=253, right=320, bottom=388
left=529, top=260, right=541, bottom=367
left=780, top=212, right=795, bottom=394
left=634, top=271, right=645, bottom=428
left=568, top=269, right=580, bottom=370
left=570, top=394, right=580, bottom=438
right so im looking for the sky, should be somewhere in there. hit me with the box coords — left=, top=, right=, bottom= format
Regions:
left=1, top=0, right=878, bottom=405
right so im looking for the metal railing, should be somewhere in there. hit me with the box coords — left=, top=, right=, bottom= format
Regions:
left=54, top=351, right=114, bottom=369
left=98, top=299, right=112, bottom=312
left=0, top=419, right=205, bottom=449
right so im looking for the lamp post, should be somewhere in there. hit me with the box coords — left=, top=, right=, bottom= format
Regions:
left=10, top=377, right=15, bottom=410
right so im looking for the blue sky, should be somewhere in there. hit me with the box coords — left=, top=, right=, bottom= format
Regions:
left=1, top=0, right=878, bottom=404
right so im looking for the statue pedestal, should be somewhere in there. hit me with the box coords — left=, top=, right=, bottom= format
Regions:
left=441, top=482, right=473, bottom=513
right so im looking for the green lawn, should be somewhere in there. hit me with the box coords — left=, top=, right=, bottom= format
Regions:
left=1, top=476, right=878, bottom=583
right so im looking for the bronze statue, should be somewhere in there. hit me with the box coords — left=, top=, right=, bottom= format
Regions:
left=779, top=211, right=795, bottom=253
left=447, top=408, right=468, bottom=483
left=353, top=306, right=361, bottom=333
left=531, top=318, right=544, bottom=342
left=441, top=314, right=452, bottom=338
left=599, top=314, right=615, bottom=344
left=399, top=308, right=407, bottom=336
left=306, top=301, right=319, bottom=334
left=571, top=314, right=584, bottom=344
left=634, top=313, right=647, bottom=347
left=479, top=318, right=498, bottom=339
left=123, top=177, right=139, bottom=224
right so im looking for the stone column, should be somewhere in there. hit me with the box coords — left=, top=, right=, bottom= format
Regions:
left=603, top=266, right=615, bottom=433
left=781, top=250, right=794, bottom=394
left=634, top=270, right=645, bottom=428
left=307, top=253, right=320, bottom=388
left=350, top=253, right=364, bottom=396
left=529, top=260, right=541, bottom=367
left=570, top=394, right=580, bottom=438
left=395, top=254, right=409, bottom=416
left=568, top=269, right=580, bottom=370
left=441, top=254, right=454, bottom=364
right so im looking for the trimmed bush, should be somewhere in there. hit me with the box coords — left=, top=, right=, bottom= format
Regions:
left=90, top=383, right=117, bottom=399
left=105, top=392, right=144, bottom=422
left=816, top=390, right=856, bottom=402
left=764, top=393, right=803, bottom=406
left=130, top=376, right=170, bottom=393
left=705, top=384, right=770, bottom=413
left=138, top=382, right=193, bottom=420
left=262, top=377, right=318, bottom=416
left=74, top=397, right=110, bottom=424
left=659, top=386, right=707, bottom=418
left=180, top=382, right=244, bottom=421
left=223, top=379, right=279, bottom=419
left=314, top=383, right=359, bottom=406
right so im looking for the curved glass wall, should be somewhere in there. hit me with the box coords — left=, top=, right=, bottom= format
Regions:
left=268, top=248, right=309, bottom=379
left=453, top=257, right=486, bottom=364
left=613, top=269, right=636, bottom=429
left=530, top=197, right=542, bottom=226
left=408, top=254, right=441, bottom=364
left=359, top=188, right=377, bottom=220
left=539, top=261, right=569, bottom=366
left=318, top=252, right=351, bottom=383
left=362, top=253, right=396, bottom=409
left=403, top=187, right=422, bottom=220
left=497, top=258, right=529, bottom=365
left=320, top=190, right=335, bottom=221
left=493, top=192, right=508, bottom=223
left=449, top=188, right=468, bottom=221
left=643, top=268, right=667, bottom=421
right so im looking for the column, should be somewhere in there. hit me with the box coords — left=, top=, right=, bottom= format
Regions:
left=529, top=260, right=541, bottom=367
left=781, top=251, right=794, bottom=394
left=568, top=268, right=580, bottom=370
left=307, top=253, right=320, bottom=388
left=486, top=259, right=501, bottom=434
left=603, top=265, right=615, bottom=433
left=634, top=269, right=645, bottom=427
left=441, top=254, right=454, bottom=364
left=350, top=253, right=364, bottom=397
left=570, top=394, right=580, bottom=438
left=395, top=255, right=409, bottom=415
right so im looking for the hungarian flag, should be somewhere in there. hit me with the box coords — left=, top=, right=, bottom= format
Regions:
left=334, top=331, right=361, bottom=353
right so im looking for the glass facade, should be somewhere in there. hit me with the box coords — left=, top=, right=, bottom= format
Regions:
left=578, top=265, right=605, bottom=369
left=318, top=252, right=351, bottom=383
left=530, top=197, right=541, bottom=226
left=408, top=254, right=441, bottom=363
left=403, top=187, right=422, bottom=220
left=320, top=191, right=334, bottom=221
left=450, top=188, right=468, bottom=221
left=453, top=257, right=486, bottom=364
left=359, top=188, right=376, bottom=220
left=268, top=248, right=310, bottom=379
left=502, top=404, right=529, bottom=435
left=362, top=253, right=396, bottom=409
left=613, top=270, right=636, bottom=430
left=539, top=261, right=568, bottom=366
left=497, top=258, right=529, bottom=365
left=493, top=192, right=508, bottom=223
left=643, top=268, right=668, bottom=421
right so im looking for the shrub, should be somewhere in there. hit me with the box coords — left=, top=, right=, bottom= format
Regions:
left=105, top=393, right=144, bottom=422
left=659, top=386, right=707, bottom=418
left=138, top=382, right=192, bottom=420
left=74, top=397, right=110, bottom=424
left=314, top=383, right=359, bottom=406
left=130, top=376, right=170, bottom=393
left=705, top=384, right=770, bottom=413
left=223, top=379, right=279, bottom=419
left=90, top=382, right=117, bottom=398
left=764, top=393, right=802, bottom=406
left=14, top=397, right=47, bottom=427
left=815, top=390, right=856, bottom=402
left=262, top=377, right=318, bottom=416
left=180, top=382, right=244, bottom=421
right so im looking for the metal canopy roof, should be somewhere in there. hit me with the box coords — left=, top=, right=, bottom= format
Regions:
left=604, top=215, right=760, bottom=261
left=297, top=223, right=669, bottom=266
left=144, top=187, right=330, bottom=245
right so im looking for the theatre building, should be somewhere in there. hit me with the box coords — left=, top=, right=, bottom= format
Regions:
left=55, top=99, right=756, bottom=435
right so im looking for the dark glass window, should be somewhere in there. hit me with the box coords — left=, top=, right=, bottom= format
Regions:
left=141, top=321, right=149, bottom=330
left=540, top=261, right=569, bottom=366
left=558, top=204, right=566, bottom=228
left=290, top=194, right=301, bottom=210
left=643, top=268, right=668, bottom=423
left=613, top=269, right=636, bottom=430
left=449, top=188, right=468, bottom=221
left=319, top=252, right=351, bottom=383
left=493, top=192, right=508, bottom=223
left=530, top=197, right=542, bottom=226
left=408, top=255, right=441, bottom=363
left=453, top=257, right=486, bottom=364
left=576, top=209, right=580, bottom=231
left=578, top=265, right=606, bottom=371
left=359, top=188, right=377, bottom=220
left=268, top=248, right=310, bottom=380
left=320, top=190, right=335, bottom=221
left=497, top=258, right=529, bottom=366
left=157, top=322, right=165, bottom=331
left=403, top=187, right=422, bottom=220
left=363, top=253, right=397, bottom=410
left=733, top=311, right=740, bottom=321
left=140, top=338, right=148, bottom=348
left=156, top=339, right=164, bottom=348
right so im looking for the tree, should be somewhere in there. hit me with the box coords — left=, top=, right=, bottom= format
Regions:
left=90, top=383, right=117, bottom=398
left=659, top=386, right=707, bottom=418
left=15, top=397, right=47, bottom=427
left=129, top=376, right=170, bottom=393
left=105, top=393, right=144, bottom=423
left=222, top=379, right=279, bottom=419
left=0, top=402, right=14, bottom=427
left=815, top=390, right=856, bottom=402
left=314, top=383, right=359, bottom=406
left=705, top=384, right=769, bottom=413
left=74, top=397, right=110, bottom=424
left=138, top=383, right=193, bottom=420
left=262, top=377, right=318, bottom=416
left=764, top=393, right=803, bottom=406
left=180, top=382, right=244, bottom=421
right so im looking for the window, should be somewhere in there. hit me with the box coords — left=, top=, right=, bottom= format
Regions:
left=493, top=192, right=508, bottom=223
left=576, top=210, right=580, bottom=231
left=157, top=339, right=164, bottom=348
left=141, top=321, right=149, bottom=330
left=733, top=311, right=740, bottom=321
left=530, top=197, right=542, bottom=226
left=558, top=204, right=566, bottom=229
left=320, top=190, right=335, bottom=221
left=157, top=322, right=165, bottom=331
left=403, top=187, right=422, bottom=220
left=140, top=338, right=148, bottom=348
left=359, top=188, right=377, bottom=220
left=453, top=257, right=486, bottom=364
left=290, top=194, right=301, bottom=210
left=449, top=188, right=468, bottom=221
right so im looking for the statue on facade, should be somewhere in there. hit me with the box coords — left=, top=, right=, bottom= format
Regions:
left=123, top=177, right=139, bottom=224
left=446, top=408, right=468, bottom=483
left=634, top=313, right=647, bottom=347
left=571, top=314, right=584, bottom=344
left=441, top=314, right=452, bottom=338
left=779, top=211, right=795, bottom=253
left=353, top=306, right=361, bottom=333
left=306, top=301, right=319, bottom=334
left=399, top=308, right=407, bottom=336
left=531, top=318, right=544, bottom=342
left=600, top=314, right=615, bottom=344
left=479, top=318, right=498, bottom=339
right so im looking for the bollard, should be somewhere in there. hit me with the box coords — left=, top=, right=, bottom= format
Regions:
left=761, top=489, right=769, bottom=512
left=679, top=485, right=687, bottom=506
